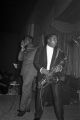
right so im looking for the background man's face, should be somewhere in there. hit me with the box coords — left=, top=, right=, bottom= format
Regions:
left=24, top=37, right=31, bottom=46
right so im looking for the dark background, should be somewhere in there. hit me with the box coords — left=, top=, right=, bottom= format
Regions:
left=1, top=0, right=38, bottom=72
left=1, top=0, right=80, bottom=72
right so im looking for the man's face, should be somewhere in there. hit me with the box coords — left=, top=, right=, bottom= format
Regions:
left=47, top=35, right=57, bottom=48
left=24, top=37, right=31, bottom=46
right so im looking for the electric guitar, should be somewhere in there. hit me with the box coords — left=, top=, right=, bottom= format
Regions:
left=38, top=58, right=66, bottom=88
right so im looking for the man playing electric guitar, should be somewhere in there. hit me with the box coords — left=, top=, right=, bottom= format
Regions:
left=38, top=58, right=66, bottom=88
left=33, top=33, right=67, bottom=120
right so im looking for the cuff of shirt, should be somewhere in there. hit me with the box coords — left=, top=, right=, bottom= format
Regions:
left=40, top=67, right=44, bottom=73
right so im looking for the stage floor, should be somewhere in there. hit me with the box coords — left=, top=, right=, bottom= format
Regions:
left=0, top=95, right=80, bottom=120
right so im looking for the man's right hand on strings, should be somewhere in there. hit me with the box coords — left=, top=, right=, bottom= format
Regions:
left=40, top=67, right=49, bottom=75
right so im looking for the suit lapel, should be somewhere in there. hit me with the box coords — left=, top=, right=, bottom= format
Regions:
left=43, top=46, right=47, bottom=68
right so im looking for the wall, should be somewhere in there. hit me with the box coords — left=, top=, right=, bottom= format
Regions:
left=0, top=32, right=21, bottom=72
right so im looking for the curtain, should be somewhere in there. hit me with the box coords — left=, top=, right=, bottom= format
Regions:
left=43, top=24, right=80, bottom=77
left=56, top=31, right=80, bottom=77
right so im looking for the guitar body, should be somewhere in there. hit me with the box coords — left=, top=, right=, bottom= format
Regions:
left=38, top=74, right=58, bottom=88
left=38, top=62, right=63, bottom=88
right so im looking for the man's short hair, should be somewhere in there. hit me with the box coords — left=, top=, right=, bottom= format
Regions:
left=45, top=33, right=57, bottom=40
left=24, top=35, right=34, bottom=44
left=25, top=35, right=33, bottom=40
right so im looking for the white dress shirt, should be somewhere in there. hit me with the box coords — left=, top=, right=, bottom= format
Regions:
left=46, top=45, right=54, bottom=70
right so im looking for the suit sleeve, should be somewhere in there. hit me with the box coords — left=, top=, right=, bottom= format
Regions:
left=58, top=53, right=67, bottom=81
left=55, top=51, right=67, bottom=77
left=33, top=46, right=42, bottom=72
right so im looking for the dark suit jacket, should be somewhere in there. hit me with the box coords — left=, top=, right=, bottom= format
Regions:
left=33, top=45, right=66, bottom=82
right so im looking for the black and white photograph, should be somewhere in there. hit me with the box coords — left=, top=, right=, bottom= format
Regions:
left=0, top=0, right=80, bottom=120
